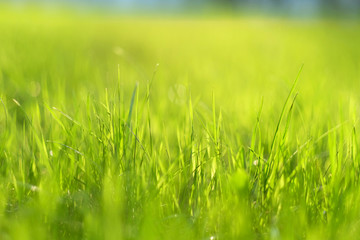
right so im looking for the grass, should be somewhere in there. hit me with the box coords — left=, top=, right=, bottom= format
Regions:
left=1, top=8, right=360, bottom=240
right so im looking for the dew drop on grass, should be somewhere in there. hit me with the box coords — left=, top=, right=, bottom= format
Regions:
left=30, top=185, right=39, bottom=192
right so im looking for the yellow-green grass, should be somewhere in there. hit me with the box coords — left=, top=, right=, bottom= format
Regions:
left=1, top=8, right=360, bottom=240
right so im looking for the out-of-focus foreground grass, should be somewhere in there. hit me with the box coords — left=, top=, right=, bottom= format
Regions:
left=1, top=7, right=360, bottom=240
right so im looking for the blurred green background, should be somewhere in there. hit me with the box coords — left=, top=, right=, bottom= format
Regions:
left=1, top=1, right=360, bottom=240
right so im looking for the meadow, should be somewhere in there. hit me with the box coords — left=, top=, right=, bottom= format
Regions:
left=1, top=7, right=360, bottom=239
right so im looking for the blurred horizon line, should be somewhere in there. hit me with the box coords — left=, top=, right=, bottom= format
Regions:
left=1, top=0, right=360, bottom=17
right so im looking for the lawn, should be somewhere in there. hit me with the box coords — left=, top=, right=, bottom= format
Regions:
left=1, top=7, right=360, bottom=239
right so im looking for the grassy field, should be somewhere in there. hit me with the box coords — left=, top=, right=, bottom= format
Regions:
left=1, top=8, right=360, bottom=239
